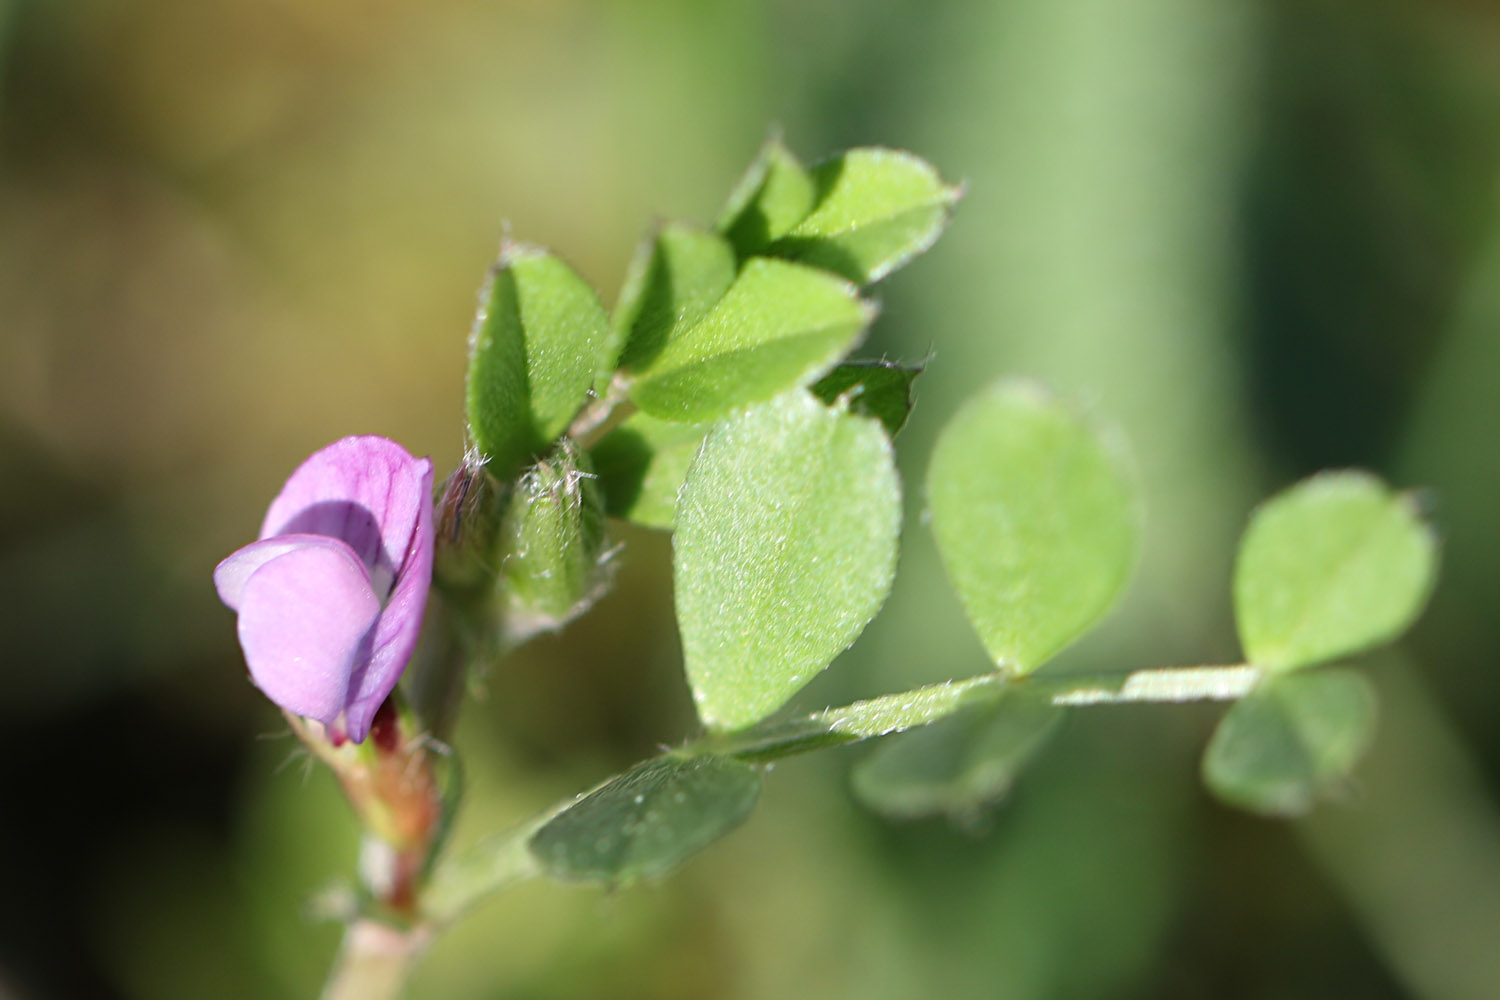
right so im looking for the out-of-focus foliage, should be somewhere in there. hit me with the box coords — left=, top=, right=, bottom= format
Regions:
left=4, top=1, right=1500, bottom=999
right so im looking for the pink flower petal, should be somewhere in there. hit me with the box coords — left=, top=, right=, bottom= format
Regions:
left=259, top=436, right=433, bottom=598
left=213, top=534, right=367, bottom=612
left=343, top=470, right=437, bottom=742
left=237, top=543, right=382, bottom=725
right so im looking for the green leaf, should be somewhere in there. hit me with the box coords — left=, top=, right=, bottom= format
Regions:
left=1234, top=471, right=1438, bottom=671
left=611, top=223, right=737, bottom=376
left=717, top=135, right=816, bottom=258
left=851, top=692, right=1062, bottom=826
left=1202, top=669, right=1377, bottom=817
left=465, top=245, right=611, bottom=477
left=528, top=754, right=761, bottom=884
left=811, top=359, right=923, bottom=437
left=771, top=148, right=960, bottom=285
left=927, top=379, right=1141, bottom=675
left=588, top=412, right=709, bottom=530
left=629, top=257, right=873, bottom=423
left=675, top=390, right=901, bottom=731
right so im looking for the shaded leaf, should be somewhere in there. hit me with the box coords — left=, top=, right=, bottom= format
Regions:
left=611, top=224, right=737, bottom=376
left=851, top=692, right=1062, bottom=826
left=675, top=390, right=901, bottom=731
left=466, top=246, right=610, bottom=478
left=629, top=258, right=873, bottom=423
left=927, top=379, right=1140, bottom=674
left=1235, top=471, right=1438, bottom=671
left=717, top=135, right=816, bottom=259
left=1203, top=669, right=1377, bottom=817
left=811, top=359, right=923, bottom=437
left=772, top=148, right=960, bottom=285
left=589, top=412, right=709, bottom=530
left=529, top=754, right=761, bottom=884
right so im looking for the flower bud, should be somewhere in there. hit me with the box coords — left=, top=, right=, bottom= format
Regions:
left=500, top=441, right=613, bottom=640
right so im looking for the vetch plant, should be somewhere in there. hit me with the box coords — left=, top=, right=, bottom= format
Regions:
left=216, top=138, right=1440, bottom=999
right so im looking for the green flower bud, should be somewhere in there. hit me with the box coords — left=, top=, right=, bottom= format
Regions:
left=501, top=441, right=613, bottom=640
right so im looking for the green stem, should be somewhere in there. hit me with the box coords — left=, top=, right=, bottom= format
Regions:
left=420, top=802, right=568, bottom=926
left=415, top=663, right=1262, bottom=941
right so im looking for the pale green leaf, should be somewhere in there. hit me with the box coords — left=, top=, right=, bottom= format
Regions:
left=611, top=223, right=737, bottom=376
left=1202, top=668, right=1377, bottom=817
left=589, top=412, right=709, bottom=530
left=528, top=754, right=761, bottom=884
left=465, top=246, right=611, bottom=477
left=851, top=692, right=1062, bottom=826
left=717, top=135, right=816, bottom=258
left=629, top=258, right=873, bottom=422
left=1235, top=471, right=1438, bottom=671
left=927, top=379, right=1140, bottom=674
left=772, top=148, right=960, bottom=285
left=675, top=390, right=901, bottom=731
left=811, top=359, right=923, bottom=437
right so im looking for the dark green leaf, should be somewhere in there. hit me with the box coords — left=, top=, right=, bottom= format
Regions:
left=1203, top=669, right=1377, bottom=817
left=927, top=379, right=1141, bottom=675
left=675, top=390, right=901, bottom=731
left=811, top=360, right=923, bottom=437
left=1234, top=471, right=1439, bottom=671
left=529, top=754, right=762, bottom=884
left=465, top=245, right=611, bottom=478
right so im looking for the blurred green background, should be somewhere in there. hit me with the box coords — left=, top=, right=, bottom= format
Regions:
left=3, top=0, right=1500, bottom=997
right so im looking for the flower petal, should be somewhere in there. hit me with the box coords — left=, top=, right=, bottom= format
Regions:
left=214, top=533, right=368, bottom=612
left=237, top=542, right=382, bottom=725
left=259, top=436, right=434, bottom=598
left=342, top=463, right=437, bottom=742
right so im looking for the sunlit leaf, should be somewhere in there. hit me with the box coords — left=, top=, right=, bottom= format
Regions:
left=771, top=148, right=960, bottom=285
left=717, top=135, right=816, bottom=258
left=851, top=691, right=1062, bottom=826
left=629, top=258, right=873, bottom=422
left=589, top=412, right=709, bottom=530
left=811, top=359, right=923, bottom=437
left=927, top=379, right=1140, bottom=674
left=1234, top=471, right=1438, bottom=671
left=465, top=245, right=610, bottom=477
left=1202, top=669, right=1377, bottom=817
left=529, top=754, right=761, bottom=884
left=675, top=390, right=901, bottom=731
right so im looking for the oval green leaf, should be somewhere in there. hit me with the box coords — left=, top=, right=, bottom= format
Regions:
left=629, top=257, right=873, bottom=423
left=927, top=379, right=1141, bottom=675
left=675, top=390, right=901, bottom=731
left=466, top=245, right=611, bottom=478
left=1234, top=471, right=1438, bottom=671
left=771, top=148, right=960, bottom=286
left=1202, top=668, right=1377, bottom=817
left=528, top=754, right=761, bottom=884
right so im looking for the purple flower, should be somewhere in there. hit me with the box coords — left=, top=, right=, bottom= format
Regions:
left=214, top=436, right=435, bottom=743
